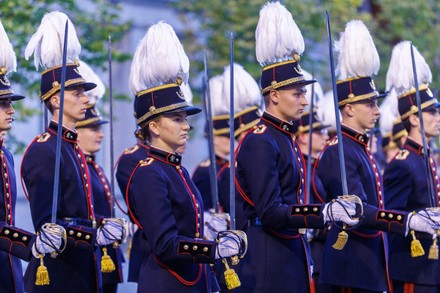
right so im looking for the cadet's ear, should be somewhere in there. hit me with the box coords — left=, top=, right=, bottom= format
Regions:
left=49, top=94, right=60, bottom=110
left=344, top=104, right=355, bottom=118
left=408, top=114, right=419, bottom=128
left=297, top=133, right=308, bottom=145
left=269, top=90, right=280, bottom=105
left=148, top=120, right=160, bottom=137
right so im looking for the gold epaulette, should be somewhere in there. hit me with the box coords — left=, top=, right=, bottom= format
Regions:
left=36, top=132, right=50, bottom=143
left=253, top=124, right=267, bottom=134
left=395, top=149, right=410, bottom=160
left=199, top=159, right=210, bottom=168
left=139, top=158, right=154, bottom=167
left=124, top=145, right=139, bottom=155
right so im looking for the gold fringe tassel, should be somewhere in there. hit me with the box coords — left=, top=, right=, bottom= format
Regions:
left=428, top=237, right=439, bottom=260
left=223, top=258, right=241, bottom=290
left=410, top=230, right=425, bottom=257
left=35, top=254, right=50, bottom=286
left=332, top=225, right=348, bottom=250
left=101, top=247, right=116, bottom=273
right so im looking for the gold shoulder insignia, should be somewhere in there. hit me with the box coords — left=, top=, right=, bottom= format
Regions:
left=395, top=149, right=410, bottom=160
left=139, top=157, right=154, bottom=167
left=328, top=137, right=338, bottom=146
left=253, top=124, right=267, bottom=134
left=36, top=132, right=50, bottom=143
left=199, top=159, right=210, bottom=168
left=124, top=145, right=140, bottom=154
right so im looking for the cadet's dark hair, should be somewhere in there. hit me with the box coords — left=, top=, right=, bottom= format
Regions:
left=402, top=117, right=412, bottom=133
left=137, top=115, right=163, bottom=143
left=44, top=97, right=55, bottom=114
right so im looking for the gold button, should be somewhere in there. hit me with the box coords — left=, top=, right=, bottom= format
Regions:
left=13, top=233, right=18, bottom=238
left=195, top=233, right=200, bottom=238
left=303, top=207, right=308, bottom=212
left=22, top=236, right=27, bottom=241
left=295, top=208, right=300, bottom=213
left=313, top=207, right=318, bottom=212
left=4, top=229, right=9, bottom=235
left=388, top=214, right=393, bottom=219
left=193, top=245, right=198, bottom=251
left=203, top=247, right=208, bottom=252
left=380, top=212, right=385, bottom=217
left=77, top=232, right=82, bottom=237
left=69, top=230, right=74, bottom=235
left=85, top=235, right=90, bottom=240
left=183, top=245, right=189, bottom=250
left=397, top=215, right=402, bottom=221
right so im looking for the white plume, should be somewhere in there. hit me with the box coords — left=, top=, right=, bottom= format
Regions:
left=209, top=75, right=228, bottom=116
left=222, top=63, right=262, bottom=113
left=25, top=11, right=81, bottom=70
left=379, top=88, right=399, bottom=135
left=129, top=21, right=189, bottom=95
left=0, top=20, right=16, bottom=73
left=386, top=41, right=431, bottom=95
left=77, top=60, right=105, bottom=105
left=335, top=20, right=380, bottom=80
left=316, top=91, right=338, bottom=132
left=255, top=1, right=304, bottom=66
left=302, top=69, right=324, bottom=111
left=180, top=82, right=193, bottom=105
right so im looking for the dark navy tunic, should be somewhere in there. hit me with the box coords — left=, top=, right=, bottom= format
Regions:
left=235, top=112, right=325, bottom=293
left=0, top=142, right=35, bottom=293
left=313, top=125, right=407, bottom=292
left=115, top=141, right=149, bottom=283
left=127, top=146, right=219, bottom=292
left=384, top=137, right=440, bottom=286
left=192, top=155, right=228, bottom=211
left=21, top=121, right=102, bottom=293
left=86, top=155, right=124, bottom=289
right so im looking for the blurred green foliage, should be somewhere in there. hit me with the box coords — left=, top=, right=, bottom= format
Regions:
left=175, top=0, right=440, bottom=96
left=0, top=0, right=131, bottom=152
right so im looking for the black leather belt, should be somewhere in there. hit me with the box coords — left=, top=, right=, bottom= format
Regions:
left=248, top=217, right=263, bottom=226
left=61, top=217, right=97, bottom=228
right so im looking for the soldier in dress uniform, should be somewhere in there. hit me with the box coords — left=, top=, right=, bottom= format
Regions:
left=383, top=41, right=440, bottom=293
left=21, top=11, right=125, bottom=293
left=115, top=137, right=149, bottom=284
left=0, top=19, right=37, bottom=293
left=192, top=75, right=231, bottom=212
left=313, top=21, right=440, bottom=292
left=233, top=3, right=361, bottom=292
left=292, top=109, right=330, bottom=166
left=292, top=109, right=331, bottom=293
left=76, top=61, right=124, bottom=293
left=126, top=21, right=247, bottom=292
left=116, top=82, right=193, bottom=285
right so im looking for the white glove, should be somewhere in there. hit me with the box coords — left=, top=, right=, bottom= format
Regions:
left=32, top=223, right=66, bottom=258
left=406, top=209, right=440, bottom=236
left=204, top=212, right=229, bottom=241
left=215, top=230, right=247, bottom=259
left=126, top=221, right=138, bottom=240
left=306, top=229, right=315, bottom=242
left=322, top=199, right=359, bottom=226
left=97, top=218, right=126, bottom=246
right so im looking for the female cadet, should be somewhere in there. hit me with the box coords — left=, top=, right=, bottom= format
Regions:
left=125, top=22, right=246, bottom=292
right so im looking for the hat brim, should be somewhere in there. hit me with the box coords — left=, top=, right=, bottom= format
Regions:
left=278, top=79, right=317, bottom=91
left=77, top=120, right=108, bottom=128
left=163, top=105, right=202, bottom=116
left=0, top=93, right=25, bottom=101
left=66, top=81, right=97, bottom=92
